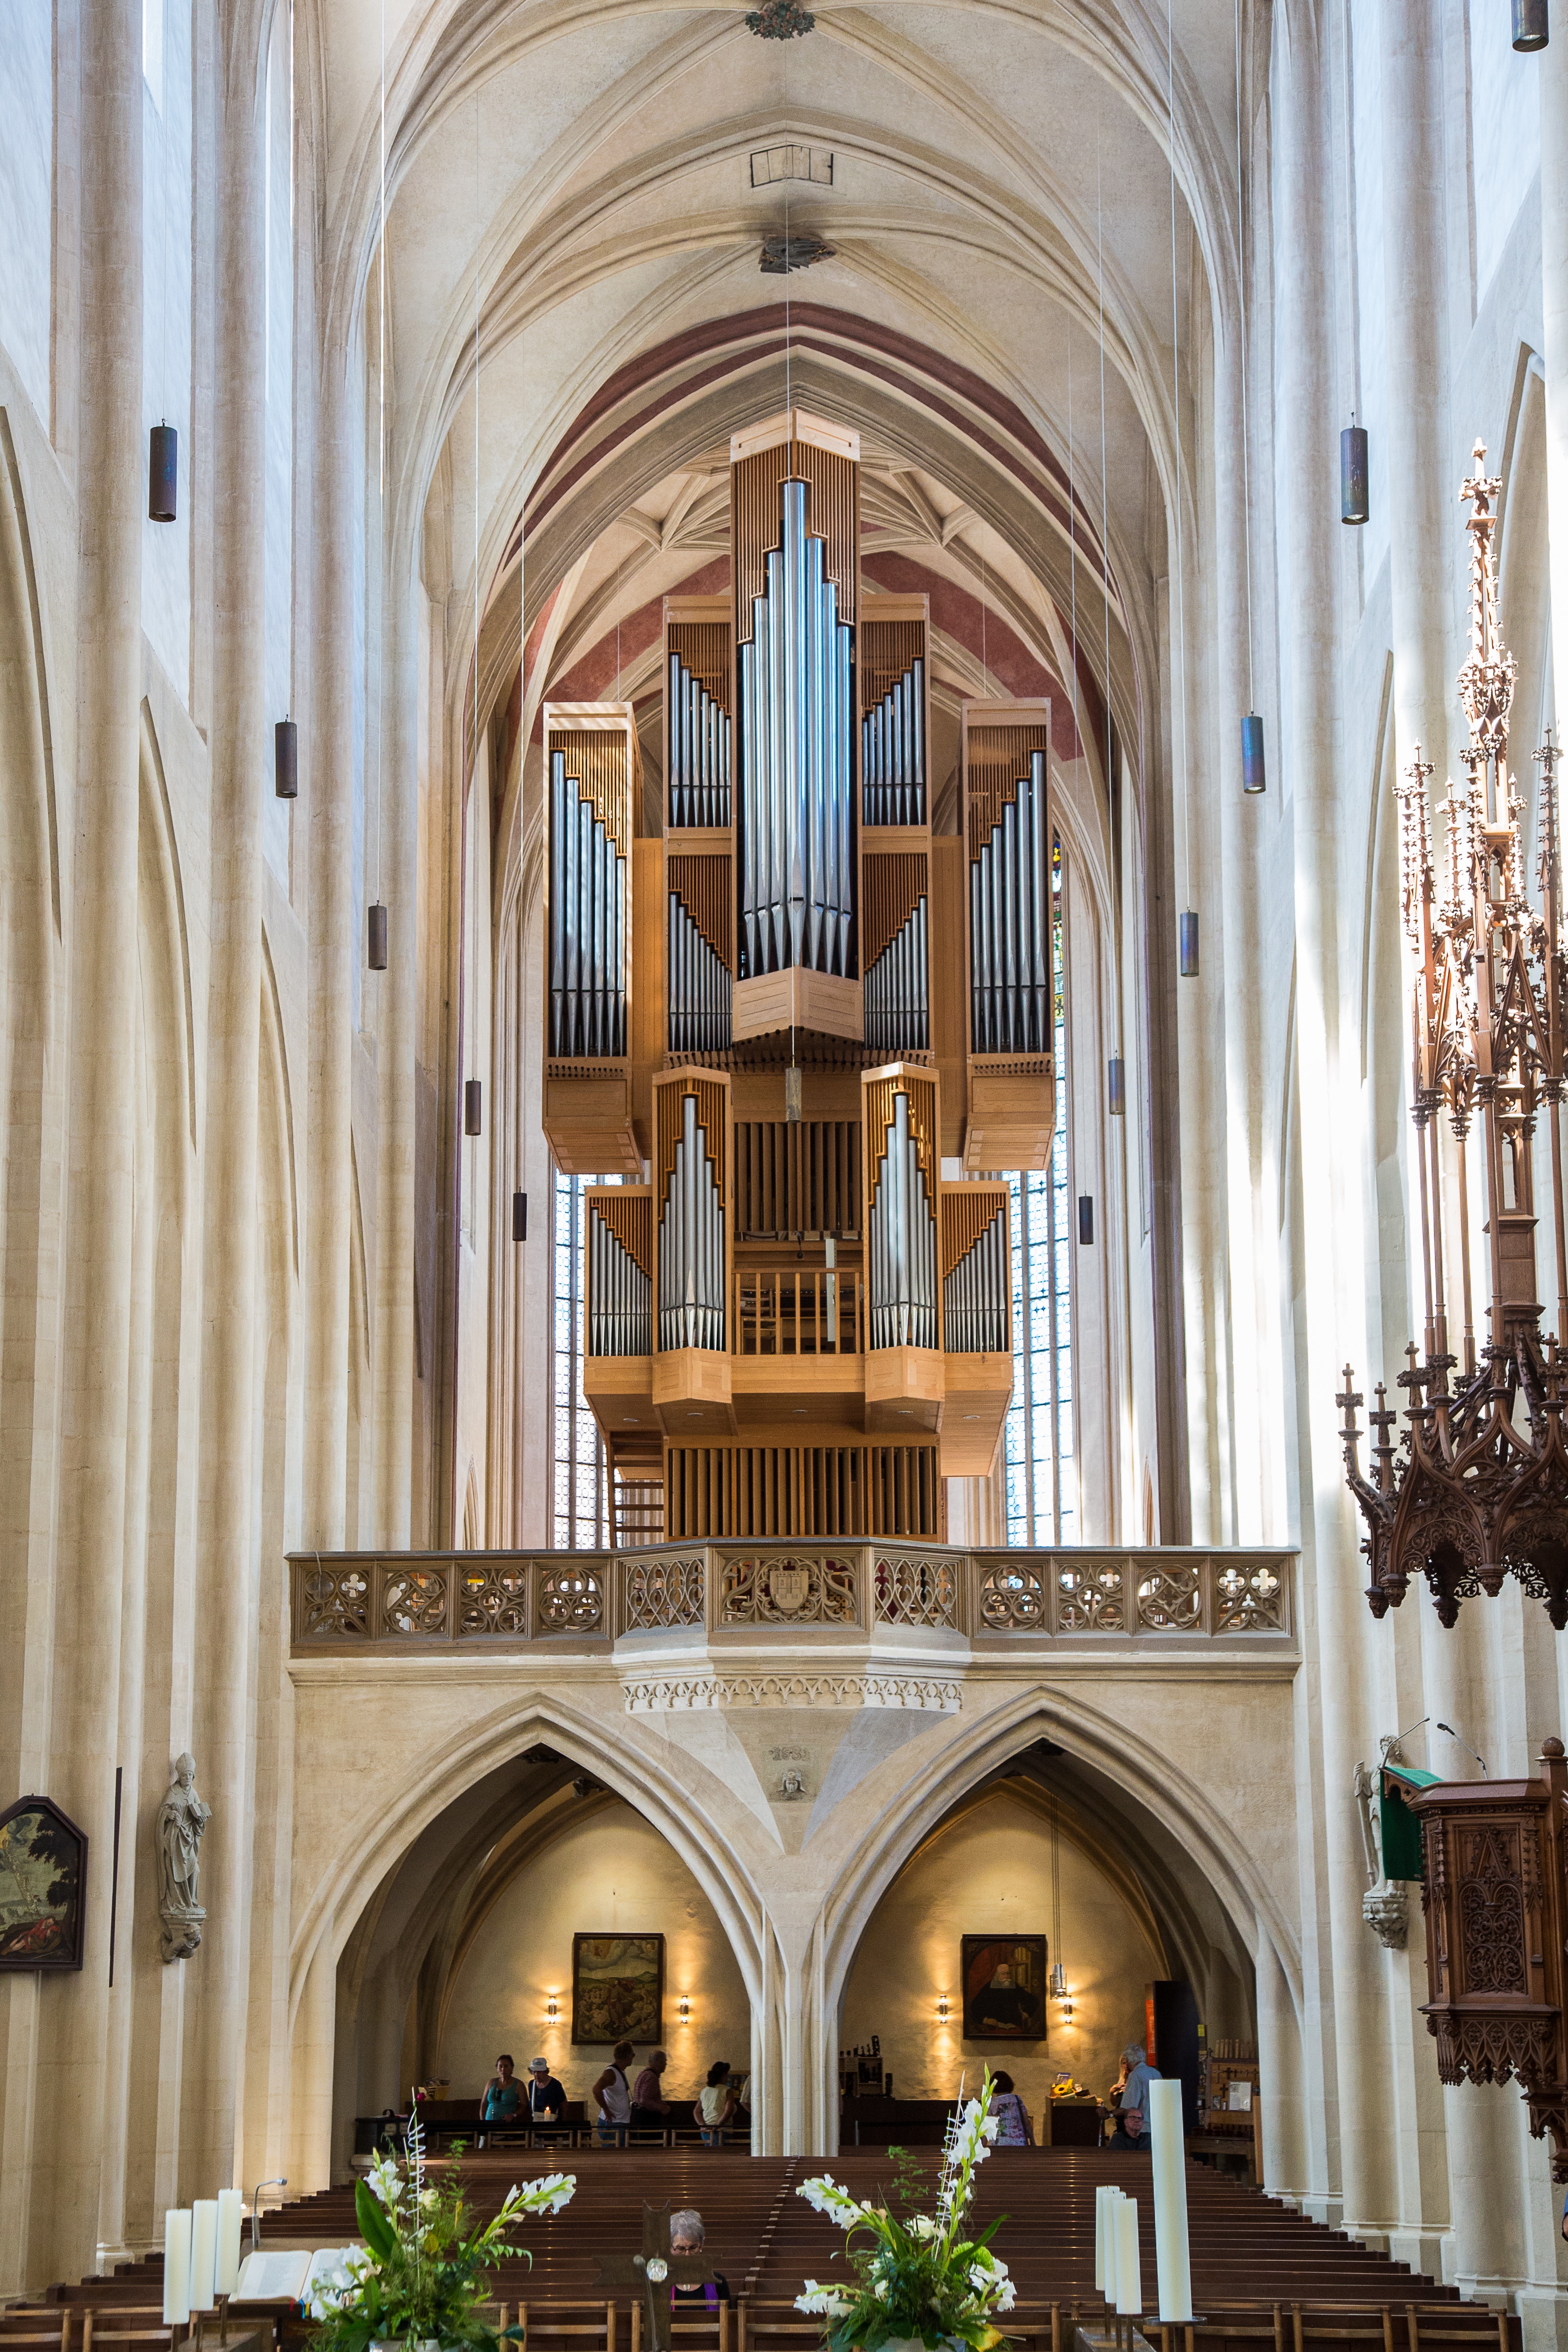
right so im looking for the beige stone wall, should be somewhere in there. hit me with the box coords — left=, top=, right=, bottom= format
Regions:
left=440, top=1798, right=751, bottom=2109
left=838, top=1784, right=1163, bottom=2122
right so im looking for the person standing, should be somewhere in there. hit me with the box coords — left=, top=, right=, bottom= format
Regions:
left=631, top=2049, right=670, bottom=2136
left=1108, top=2041, right=1160, bottom=2150
left=479, top=2054, right=523, bottom=2147
left=592, top=2040, right=635, bottom=2146
left=525, top=2054, right=568, bottom=2138
left=695, top=2059, right=736, bottom=2147
left=988, top=2070, right=1034, bottom=2146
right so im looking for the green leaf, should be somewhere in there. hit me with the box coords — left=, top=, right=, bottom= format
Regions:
left=355, top=2175, right=399, bottom=2262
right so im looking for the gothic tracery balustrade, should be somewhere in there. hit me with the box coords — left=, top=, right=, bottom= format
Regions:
left=286, top=1546, right=1294, bottom=1653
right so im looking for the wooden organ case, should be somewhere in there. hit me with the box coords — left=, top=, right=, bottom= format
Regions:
left=548, top=408, right=1054, bottom=1543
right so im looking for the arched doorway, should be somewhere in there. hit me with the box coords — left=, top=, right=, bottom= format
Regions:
left=328, top=1741, right=754, bottom=2174
left=838, top=1738, right=1257, bottom=2131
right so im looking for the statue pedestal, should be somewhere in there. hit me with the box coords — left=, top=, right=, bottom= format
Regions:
left=160, top=1901, right=206, bottom=1962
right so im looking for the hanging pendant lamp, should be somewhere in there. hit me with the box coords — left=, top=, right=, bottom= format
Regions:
left=274, top=718, right=298, bottom=799
left=1241, top=712, right=1266, bottom=793
left=465, top=1079, right=483, bottom=1136
left=367, top=902, right=388, bottom=970
left=1077, top=1196, right=1095, bottom=1246
left=1341, top=422, right=1370, bottom=525
left=1513, top=0, right=1548, bottom=50
left=149, top=423, right=178, bottom=522
left=1108, top=1057, right=1125, bottom=1117
left=1179, top=911, right=1200, bottom=978
left=513, top=1190, right=528, bottom=1242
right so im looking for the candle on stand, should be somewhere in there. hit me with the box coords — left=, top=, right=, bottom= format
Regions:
left=1114, top=2195, right=1142, bottom=2316
left=1094, top=2184, right=1118, bottom=2294
left=214, top=2188, right=244, bottom=2298
left=163, top=2208, right=193, bottom=2327
left=190, top=2200, right=219, bottom=2313
left=1148, top=2078, right=1194, bottom=2321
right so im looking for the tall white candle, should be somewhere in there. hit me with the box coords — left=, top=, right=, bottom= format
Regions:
left=214, top=2188, right=244, bottom=2297
left=1114, top=2194, right=1142, bottom=2316
left=1094, top=2184, right=1118, bottom=2294
left=163, top=2208, right=193, bottom=2326
left=1149, top=2078, right=1194, bottom=2321
left=189, top=2201, right=218, bottom=2313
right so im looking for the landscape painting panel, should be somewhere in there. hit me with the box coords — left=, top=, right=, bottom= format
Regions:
left=0, top=1798, right=86, bottom=1971
left=961, top=1933, right=1046, bottom=2040
left=572, top=1932, right=664, bottom=2045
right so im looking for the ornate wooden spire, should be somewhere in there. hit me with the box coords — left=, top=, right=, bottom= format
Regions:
left=1343, top=446, right=1568, bottom=1626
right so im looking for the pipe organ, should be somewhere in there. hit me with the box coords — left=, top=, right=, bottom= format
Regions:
left=541, top=411, right=1056, bottom=1540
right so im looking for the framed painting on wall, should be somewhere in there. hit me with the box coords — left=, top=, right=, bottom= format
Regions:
left=571, top=1933, right=665, bottom=2045
left=961, top=1934, right=1046, bottom=2040
left=0, top=1795, right=88, bottom=1972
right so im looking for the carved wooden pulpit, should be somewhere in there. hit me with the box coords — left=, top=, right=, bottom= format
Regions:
left=595, top=2203, right=719, bottom=2352
left=1407, top=1736, right=1568, bottom=2175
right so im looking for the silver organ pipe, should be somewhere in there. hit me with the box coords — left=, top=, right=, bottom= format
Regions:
left=863, top=894, right=929, bottom=1053
left=667, top=893, right=733, bottom=1052
left=861, top=656, right=926, bottom=827
left=970, top=749, right=1049, bottom=1053
left=667, top=652, right=732, bottom=828
left=942, top=1212, right=1008, bottom=1354
left=588, top=1216, right=652, bottom=1357
left=548, top=750, right=627, bottom=1056
left=659, top=1093, right=726, bottom=1351
left=738, top=480, right=854, bottom=980
left=868, top=1093, right=938, bottom=1350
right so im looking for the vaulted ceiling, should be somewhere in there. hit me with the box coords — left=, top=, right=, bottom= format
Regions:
left=318, top=0, right=1249, bottom=800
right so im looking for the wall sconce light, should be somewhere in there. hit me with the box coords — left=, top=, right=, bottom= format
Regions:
left=937, top=1994, right=950, bottom=2023
left=546, top=1993, right=559, bottom=2023
left=678, top=1994, right=692, bottom=2024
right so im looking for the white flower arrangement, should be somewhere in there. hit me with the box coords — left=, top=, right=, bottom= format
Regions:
left=792, top=2071, right=1014, bottom=2352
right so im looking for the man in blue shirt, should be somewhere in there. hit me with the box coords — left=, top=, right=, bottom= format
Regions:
left=1110, top=2041, right=1161, bottom=2150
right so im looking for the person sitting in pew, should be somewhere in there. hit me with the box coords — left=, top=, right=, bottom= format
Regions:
left=670, top=2210, right=732, bottom=2310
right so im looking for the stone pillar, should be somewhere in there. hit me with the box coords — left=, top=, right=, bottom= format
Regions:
left=1544, top=17, right=1568, bottom=755
left=304, top=335, right=357, bottom=1546
left=28, top=0, right=144, bottom=2286
left=289, top=1926, right=338, bottom=2192
left=373, top=543, right=418, bottom=1544
left=183, top=43, right=269, bottom=2202
left=1278, top=0, right=1398, bottom=2243
left=1211, top=311, right=1275, bottom=1543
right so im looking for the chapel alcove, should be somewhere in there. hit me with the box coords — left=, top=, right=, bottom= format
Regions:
left=332, top=1746, right=750, bottom=2168
left=838, top=1741, right=1257, bottom=2128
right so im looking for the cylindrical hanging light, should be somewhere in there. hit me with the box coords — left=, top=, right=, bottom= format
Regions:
left=1341, top=423, right=1369, bottom=525
left=465, top=1078, right=483, bottom=1136
left=367, top=901, right=388, bottom=970
left=1077, top=1195, right=1094, bottom=1246
left=274, top=717, right=298, bottom=799
left=1513, top=0, right=1548, bottom=49
left=149, top=423, right=178, bottom=522
left=1108, top=1057, right=1125, bottom=1118
left=1179, top=910, right=1200, bottom=978
left=1241, top=712, right=1266, bottom=794
left=513, top=1190, right=528, bottom=1242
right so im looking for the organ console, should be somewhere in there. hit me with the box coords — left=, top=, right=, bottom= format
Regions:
left=546, top=408, right=1061, bottom=1540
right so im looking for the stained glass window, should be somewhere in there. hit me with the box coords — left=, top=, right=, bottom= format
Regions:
left=551, top=1168, right=611, bottom=1548
left=1003, top=836, right=1077, bottom=1545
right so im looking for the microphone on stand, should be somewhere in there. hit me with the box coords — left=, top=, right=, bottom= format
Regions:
left=1436, top=1721, right=1489, bottom=1778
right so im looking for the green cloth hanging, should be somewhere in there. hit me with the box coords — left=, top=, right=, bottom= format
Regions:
left=1380, top=1761, right=1441, bottom=1882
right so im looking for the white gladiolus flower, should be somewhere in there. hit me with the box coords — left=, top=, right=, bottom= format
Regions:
left=797, top=2177, right=872, bottom=2229
left=994, top=2280, right=1017, bottom=2311
left=367, top=2154, right=404, bottom=2207
left=795, top=2284, right=853, bottom=2316
left=906, top=2214, right=939, bottom=2241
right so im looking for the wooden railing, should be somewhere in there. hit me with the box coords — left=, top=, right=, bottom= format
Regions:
left=288, top=1543, right=1295, bottom=1654
left=733, top=1269, right=863, bottom=1355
